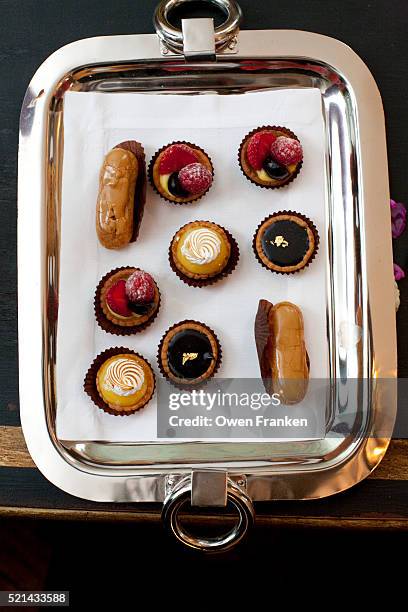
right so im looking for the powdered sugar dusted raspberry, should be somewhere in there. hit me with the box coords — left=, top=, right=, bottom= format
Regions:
left=270, top=136, right=303, bottom=166
left=178, top=163, right=213, bottom=195
left=246, top=131, right=277, bottom=170
left=158, top=143, right=198, bottom=174
left=125, top=270, right=155, bottom=303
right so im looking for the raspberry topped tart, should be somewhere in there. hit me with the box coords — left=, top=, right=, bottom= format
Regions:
left=169, top=220, right=239, bottom=286
left=149, top=142, right=213, bottom=203
left=239, top=126, right=303, bottom=188
left=84, top=347, right=155, bottom=416
left=95, top=267, right=160, bottom=335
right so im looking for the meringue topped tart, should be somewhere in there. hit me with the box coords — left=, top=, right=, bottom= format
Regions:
left=95, top=352, right=155, bottom=413
left=170, top=221, right=231, bottom=279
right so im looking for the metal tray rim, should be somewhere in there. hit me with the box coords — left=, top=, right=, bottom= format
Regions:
left=18, top=29, right=397, bottom=503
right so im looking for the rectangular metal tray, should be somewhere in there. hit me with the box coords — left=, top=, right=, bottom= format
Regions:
left=18, top=28, right=397, bottom=504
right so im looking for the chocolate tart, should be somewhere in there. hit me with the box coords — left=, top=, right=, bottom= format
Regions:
left=253, top=211, right=319, bottom=274
left=84, top=347, right=155, bottom=416
left=95, top=267, right=160, bottom=335
left=158, top=320, right=221, bottom=387
left=148, top=141, right=214, bottom=204
left=239, top=126, right=303, bottom=189
left=169, top=220, right=239, bottom=287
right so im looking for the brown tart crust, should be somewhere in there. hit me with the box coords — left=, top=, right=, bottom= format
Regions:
left=95, top=267, right=160, bottom=335
left=253, top=211, right=319, bottom=274
left=148, top=141, right=214, bottom=204
left=157, top=320, right=221, bottom=387
left=84, top=347, right=155, bottom=416
left=169, top=220, right=239, bottom=287
left=239, top=126, right=303, bottom=189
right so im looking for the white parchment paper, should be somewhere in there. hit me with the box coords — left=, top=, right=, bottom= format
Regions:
left=57, top=89, right=327, bottom=441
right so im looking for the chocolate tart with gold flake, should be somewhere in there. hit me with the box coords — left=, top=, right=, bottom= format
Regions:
left=239, top=126, right=303, bottom=189
left=84, top=347, right=155, bottom=416
left=158, top=320, right=221, bottom=387
left=95, top=267, right=160, bottom=335
left=149, top=141, right=214, bottom=204
left=169, top=220, right=239, bottom=287
left=253, top=211, right=319, bottom=274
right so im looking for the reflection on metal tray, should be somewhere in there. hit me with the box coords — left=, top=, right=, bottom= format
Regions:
left=18, top=0, right=396, bottom=551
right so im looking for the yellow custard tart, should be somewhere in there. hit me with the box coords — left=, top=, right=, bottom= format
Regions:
left=84, top=349, right=155, bottom=416
left=169, top=221, right=239, bottom=286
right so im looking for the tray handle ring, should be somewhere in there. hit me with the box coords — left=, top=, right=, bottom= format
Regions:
left=153, top=0, right=242, bottom=55
left=162, top=475, right=254, bottom=552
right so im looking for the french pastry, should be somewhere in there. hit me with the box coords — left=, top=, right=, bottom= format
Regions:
left=95, top=267, right=160, bottom=335
left=96, top=140, right=146, bottom=249
left=149, top=142, right=213, bottom=204
left=158, top=320, right=221, bottom=386
left=253, top=211, right=319, bottom=274
left=239, top=126, right=303, bottom=188
left=255, top=300, right=309, bottom=404
left=169, top=220, right=239, bottom=286
left=84, top=348, right=155, bottom=416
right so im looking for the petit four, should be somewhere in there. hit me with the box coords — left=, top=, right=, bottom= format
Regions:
left=84, top=348, right=155, bottom=416
left=95, top=267, right=160, bottom=335
left=253, top=211, right=319, bottom=274
left=96, top=141, right=146, bottom=249
left=255, top=300, right=309, bottom=404
left=149, top=142, right=213, bottom=203
left=169, top=220, right=239, bottom=286
left=239, top=126, right=303, bottom=188
left=158, top=320, right=221, bottom=386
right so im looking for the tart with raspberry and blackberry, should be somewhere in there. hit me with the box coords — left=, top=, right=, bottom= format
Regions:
left=84, top=347, right=155, bottom=416
left=149, top=142, right=214, bottom=204
left=158, top=320, right=221, bottom=387
left=239, top=126, right=303, bottom=188
left=169, top=220, right=239, bottom=287
left=95, top=267, right=160, bottom=335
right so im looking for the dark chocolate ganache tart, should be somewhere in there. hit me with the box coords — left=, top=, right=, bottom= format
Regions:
left=254, top=212, right=318, bottom=273
left=261, top=219, right=310, bottom=267
left=167, top=329, right=215, bottom=380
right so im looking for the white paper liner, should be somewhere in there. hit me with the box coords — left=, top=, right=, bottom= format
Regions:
left=57, top=88, right=327, bottom=442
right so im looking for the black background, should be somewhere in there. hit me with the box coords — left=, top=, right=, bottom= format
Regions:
left=1, top=1, right=407, bottom=421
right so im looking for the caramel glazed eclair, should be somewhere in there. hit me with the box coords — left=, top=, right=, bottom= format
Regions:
left=255, top=299, right=309, bottom=404
left=96, top=141, right=146, bottom=249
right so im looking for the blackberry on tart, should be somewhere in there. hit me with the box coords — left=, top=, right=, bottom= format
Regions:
left=95, top=267, right=160, bottom=334
left=149, top=142, right=213, bottom=204
left=239, top=126, right=303, bottom=188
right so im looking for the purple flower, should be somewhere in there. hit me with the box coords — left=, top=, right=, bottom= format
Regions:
left=394, top=263, right=405, bottom=281
left=390, top=199, right=407, bottom=238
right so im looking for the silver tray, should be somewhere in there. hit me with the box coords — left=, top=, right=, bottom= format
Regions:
left=18, top=1, right=397, bottom=551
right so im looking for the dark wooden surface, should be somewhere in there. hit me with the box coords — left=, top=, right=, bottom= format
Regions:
left=1, top=0, right=408, bottom=526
